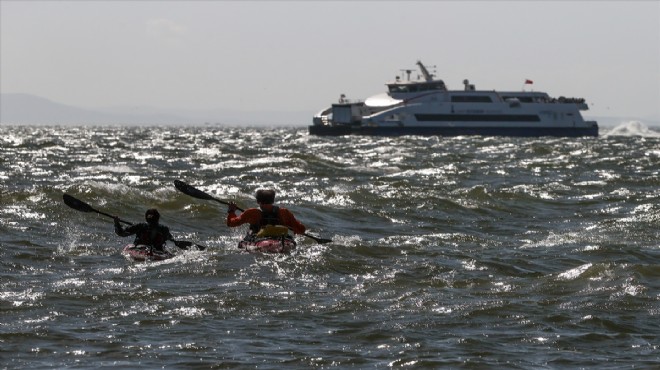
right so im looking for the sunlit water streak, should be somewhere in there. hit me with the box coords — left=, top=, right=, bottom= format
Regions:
left=1, top=122, right=659, bottom=368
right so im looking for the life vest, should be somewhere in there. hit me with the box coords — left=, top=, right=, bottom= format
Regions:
left=250, top=206, right=281, bottom=234
left=135, top=224, right=168, bottom=249
left=256, top=225, right=290, bottom=238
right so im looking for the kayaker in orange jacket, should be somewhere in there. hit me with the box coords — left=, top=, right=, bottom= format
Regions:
left=226, top=189, right=306, bottom=236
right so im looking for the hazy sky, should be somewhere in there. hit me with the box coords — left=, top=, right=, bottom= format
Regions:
left=2, top=1, right=659, bottom=121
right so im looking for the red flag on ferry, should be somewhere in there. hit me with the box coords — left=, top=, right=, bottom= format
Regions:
left=525, top=79, right=533, bottom=84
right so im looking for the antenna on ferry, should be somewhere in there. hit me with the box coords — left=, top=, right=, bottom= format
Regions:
left=400, top=69, right=413, bottom=81
left=416, top=60, right=434, bottom=82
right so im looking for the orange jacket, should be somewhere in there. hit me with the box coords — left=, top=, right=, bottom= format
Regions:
left=226, top=204, right=306, bottom=235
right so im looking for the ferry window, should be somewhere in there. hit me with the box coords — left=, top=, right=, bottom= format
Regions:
left=389, top=85, right=409, bottom=93
left=419, top=83, right=444, bottom=91
left=503, top=96, right=534, bottom=103
left=451, top=96, right=492, bottom=103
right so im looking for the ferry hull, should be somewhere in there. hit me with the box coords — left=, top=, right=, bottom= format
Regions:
left=309, top=124, right=598, bottom=137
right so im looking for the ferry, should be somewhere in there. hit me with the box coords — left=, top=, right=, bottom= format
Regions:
left=309, top=61, right=598, bottom=137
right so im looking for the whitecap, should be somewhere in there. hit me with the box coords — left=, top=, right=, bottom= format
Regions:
left=558, top=263, right=592, bottom=280
left=604, top=121, right=660, bottom=137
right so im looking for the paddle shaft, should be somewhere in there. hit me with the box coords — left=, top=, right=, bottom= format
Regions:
left=98, top=209, right=131, bottom=225
left=213, top=198, right=244, bottom=212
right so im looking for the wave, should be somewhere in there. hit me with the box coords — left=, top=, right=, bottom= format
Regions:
left=603, top=121, right=660, bottom=137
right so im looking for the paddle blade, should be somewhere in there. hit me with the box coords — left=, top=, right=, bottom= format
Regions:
left=174, top=179, right=241, bottom=210
left=63, top=193, right=96, bottom=213
left=303, top=233, right=332, bottom=244
left=174, top=240, right=206, bottom=251
left=174, top=180, right=217, bottom=201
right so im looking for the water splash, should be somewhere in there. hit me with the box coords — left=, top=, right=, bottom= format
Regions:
left=604, top=121, right=660, bottom=137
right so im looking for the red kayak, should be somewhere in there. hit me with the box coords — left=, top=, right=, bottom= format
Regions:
left=238, top=237, right=297, bottom=254
left=122, top=244, right=175, bottom=261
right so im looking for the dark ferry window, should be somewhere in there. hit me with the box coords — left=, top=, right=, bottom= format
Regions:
left=503, top=96, right=533, bottom=103
left=389, top=85, right=409, bottom=93
left=420, top=83, right=443, bottom=91
left=451, top=96, right=492, bottom=103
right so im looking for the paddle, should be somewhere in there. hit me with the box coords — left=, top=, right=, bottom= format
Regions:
left=62, top=193, right=206, bottom=250
left=174, top=180, right=244, bottom=211
left=63, top=193, right=132, bottom=225
left=174, top=180, right=332, bottom=244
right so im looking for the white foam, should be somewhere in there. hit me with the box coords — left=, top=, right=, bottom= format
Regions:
left=557, top=263, right=592, bottom=280
left=604, top=121, right=660, bottom=137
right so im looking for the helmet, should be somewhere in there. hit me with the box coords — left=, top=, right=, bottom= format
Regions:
left=145, top=208, right=160, bottom=225
left=255, top=189, right=276, bottom=204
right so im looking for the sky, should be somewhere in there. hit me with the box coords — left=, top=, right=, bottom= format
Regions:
left=1, top=0, right=659, bottom=123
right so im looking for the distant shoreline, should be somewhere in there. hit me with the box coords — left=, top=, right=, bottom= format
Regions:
left=1, top=93, right=657, bottom=127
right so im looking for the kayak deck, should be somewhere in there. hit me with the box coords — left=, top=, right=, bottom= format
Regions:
left=238, top=237, right=296, bottom=254
left=122, top=244, right=174, bottom=261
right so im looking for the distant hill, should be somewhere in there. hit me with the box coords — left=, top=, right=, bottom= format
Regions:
left=0, top=93, right=196, bottom=125
left=0, top=93, right=311, bottom=126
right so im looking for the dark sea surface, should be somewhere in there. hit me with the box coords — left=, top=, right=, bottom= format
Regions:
left=1, top=123, right=659, bottom=369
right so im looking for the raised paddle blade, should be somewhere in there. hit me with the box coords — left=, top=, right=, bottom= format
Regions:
left=174, top=180, right=244, bottom=211
left=174, top=180, right=217, bottom=201
left=63, top=193, right=96, bottom=213
left=62, top=193, right=133, bottom=225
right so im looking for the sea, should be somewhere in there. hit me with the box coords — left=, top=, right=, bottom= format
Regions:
left=1, top=122, right=659, bottom=369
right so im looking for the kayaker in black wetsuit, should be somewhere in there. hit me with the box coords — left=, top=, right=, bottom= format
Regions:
left=114, top=208, right=174, bottom=252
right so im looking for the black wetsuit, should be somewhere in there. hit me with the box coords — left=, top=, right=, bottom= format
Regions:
left=115, top=222, right=173, bottom=251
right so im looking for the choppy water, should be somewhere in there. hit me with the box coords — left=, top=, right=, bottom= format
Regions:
left=1, top=122, right=659, bottom=369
